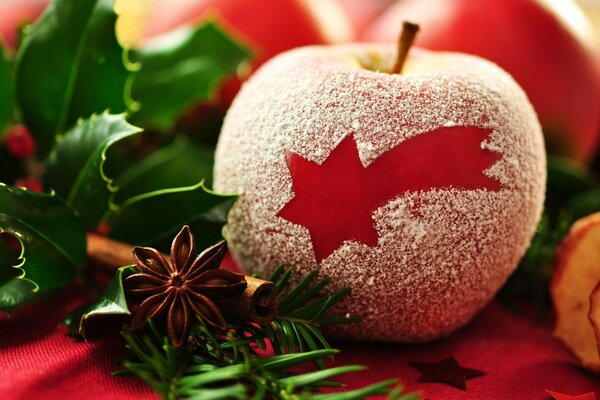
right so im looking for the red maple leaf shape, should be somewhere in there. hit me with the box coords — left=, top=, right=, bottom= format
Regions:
left=277, top=126, right=502, bottom=262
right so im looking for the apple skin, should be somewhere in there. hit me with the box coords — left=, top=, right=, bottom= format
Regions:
left=363, top=0, right=600, bottom=163
left=214, top=44, right=546, bottom=342
left=144, top=0, right=353, bottom=64
left=0, top=0, right=47, bottom=50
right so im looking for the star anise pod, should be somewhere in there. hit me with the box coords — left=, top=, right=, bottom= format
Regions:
left=124, top=226, right=247, bottom=347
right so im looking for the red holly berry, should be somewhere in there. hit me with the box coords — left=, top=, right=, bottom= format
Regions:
left=94, top=221, right=110, bottom=236
left=5, top=124, right=36, bottom=158
left=14, top=177, right=42, bottom=192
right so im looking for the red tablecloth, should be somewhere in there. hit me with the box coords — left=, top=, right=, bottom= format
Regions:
left=1, top=286, right=598, bottom=400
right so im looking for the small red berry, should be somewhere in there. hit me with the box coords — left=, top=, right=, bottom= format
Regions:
left=5, top=124, right=36, bottom=158
left=94, top=221, right=110, bottom=236
left=14, top=177, right=42, bottom=192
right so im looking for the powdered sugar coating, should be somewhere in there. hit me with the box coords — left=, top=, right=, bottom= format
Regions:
left=214, top=44, right=546, bottom=342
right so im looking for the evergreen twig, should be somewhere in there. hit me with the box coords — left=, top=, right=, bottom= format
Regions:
left=120, top=268, right=418, bottom=400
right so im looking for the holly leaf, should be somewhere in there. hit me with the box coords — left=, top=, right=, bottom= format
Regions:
left=109, top=182, right=237, bottom=251
left=130, top=20, right=252, bottom=131
left=547, top=156, right=597, bottom=193
left=0, top=236, right=37, bottom=312
left=0, top=184, right=86, bottom=312
left=0, top=44, right=12, bottom=135
left=44, top=113, right=142, bottom=230
left=15, top=0, right=134, bottom=156
left=68, top=265, right=135, bottom=337
left=546, top=155, right=597, bottom=212
left=113, top=136, right=215, bottom=203
left=565, top=189, right=600, bottom=222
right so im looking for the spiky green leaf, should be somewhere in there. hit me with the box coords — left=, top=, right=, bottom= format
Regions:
left=71, top=265, right=135, bottom=337
left=130, top=20, right=251, bottom=131
left=0, top=185, right=85, bottom=312
left=44, top=113, right=142, bottom=229
left=109, top=182, right=236, bottom=250
left=15, top=0, right=134, bottom=155
left=113, top=136, right=215, bottom=203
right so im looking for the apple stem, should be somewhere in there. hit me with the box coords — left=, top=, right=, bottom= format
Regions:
left=392, top=21, right=420, bottom=74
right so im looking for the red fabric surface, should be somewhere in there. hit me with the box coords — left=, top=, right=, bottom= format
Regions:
left=0, top=287, right=156, bottom=400
left=1, top=286, right=598, bottom=400
left=333, top=302, right=599, bottom=399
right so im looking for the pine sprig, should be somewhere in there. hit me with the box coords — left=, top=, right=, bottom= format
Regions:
left=229, top=267, right=360, bottom=367
left=119, top=268, right=417, bottom=400
left=119, top=324, right=189, bottom=398
left=122, top=325, right=405, bottom=400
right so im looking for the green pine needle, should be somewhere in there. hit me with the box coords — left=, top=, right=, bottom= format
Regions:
left=230, top=266, right=361, bottom=368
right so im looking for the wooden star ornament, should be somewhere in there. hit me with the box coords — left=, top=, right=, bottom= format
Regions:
left=409, top=357, right=486, bottom=390
left=546, top=390, right=597, bottom=400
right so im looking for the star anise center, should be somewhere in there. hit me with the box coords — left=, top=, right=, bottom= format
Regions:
left=170, top=274, right=185, bottom=288
left=124, top=226, right=247, bottom=347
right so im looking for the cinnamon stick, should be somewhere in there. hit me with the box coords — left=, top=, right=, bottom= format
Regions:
left=86, top=232, right=139, bottom=273
left=86, top=233, right=278, bottom=324
left=218, top=276, right=278, bottom=325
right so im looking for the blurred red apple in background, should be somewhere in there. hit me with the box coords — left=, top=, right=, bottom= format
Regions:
left=336, top=0, right=396, bottom=35
left=573, top=1, right=600, bottom=155
left=144, top=0, right=352, bottom=65
left=575, top=0, right=600, bottom=46
left=0, top=0, right=47, bottom=50
left=364, top=0, right=600, bottom=163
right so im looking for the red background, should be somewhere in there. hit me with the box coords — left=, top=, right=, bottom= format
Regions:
left=1, top=284, right=598, bottom=400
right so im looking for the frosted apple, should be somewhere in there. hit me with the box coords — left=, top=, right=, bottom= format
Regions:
left=214, top=40, right=546, bottom=342
left=364, top=0, right=600, bottom=163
